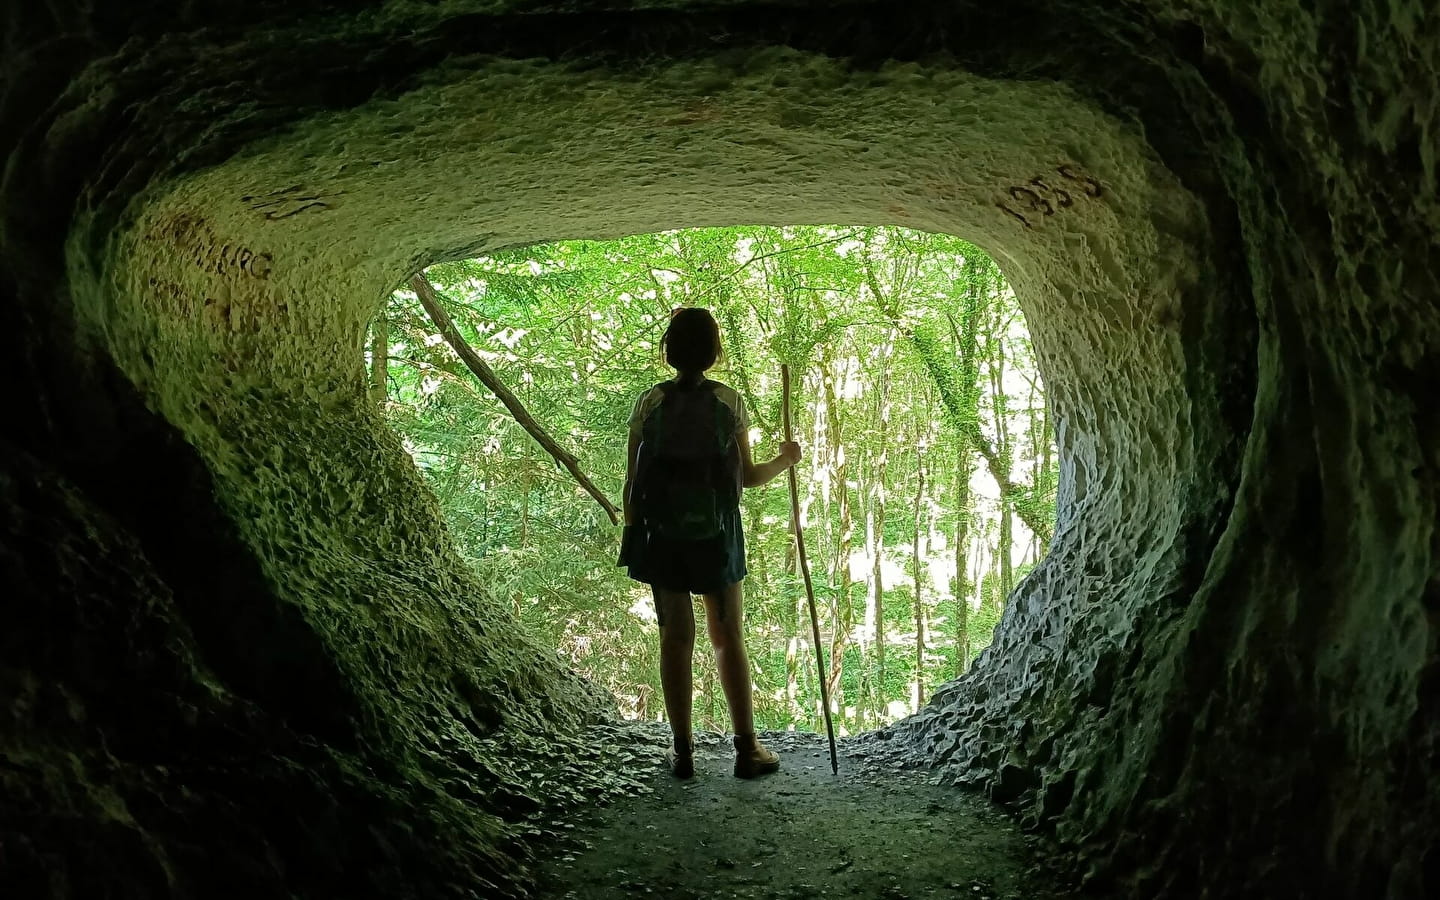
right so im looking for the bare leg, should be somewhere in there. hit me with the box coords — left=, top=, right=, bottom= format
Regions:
left=655, top=587, right=695, bottom=753
left=701, top=582, right=754, bottom=735
left=703, top=582, right=780, bottom=777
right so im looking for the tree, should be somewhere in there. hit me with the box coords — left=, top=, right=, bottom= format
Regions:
left=863, top=328, right=894, bottom=724
left=369, top=310, right=389, bottom=404
left=371, top=224, right=1056, bottom=732
left=912, top=422, right=927, bottom=709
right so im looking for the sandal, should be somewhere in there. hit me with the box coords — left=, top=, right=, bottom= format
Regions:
left=666, top=740, right=695, bottom=779
left=732, top=733, right=780, bottom=779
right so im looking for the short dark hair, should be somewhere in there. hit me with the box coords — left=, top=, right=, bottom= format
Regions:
left=661, top=307, right=723, bottom=374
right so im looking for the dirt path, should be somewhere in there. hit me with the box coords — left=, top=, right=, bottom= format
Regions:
left=533, top=725, right=1080, bottom=900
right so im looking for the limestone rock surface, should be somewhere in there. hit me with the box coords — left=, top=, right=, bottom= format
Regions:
left=1, top=1, right=1435, bottom=898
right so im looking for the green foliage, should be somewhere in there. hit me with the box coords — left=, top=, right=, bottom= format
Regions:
left=370, top=225, right=1057, bottom=733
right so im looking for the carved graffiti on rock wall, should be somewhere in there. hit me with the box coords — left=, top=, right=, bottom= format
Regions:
left=145, top=273, right=275, bottom=336
left=996, top=164, right=1104, bottom=230
left=144, top=211, right=274, bottom=280
left=242, top=184, right=343, bottom=220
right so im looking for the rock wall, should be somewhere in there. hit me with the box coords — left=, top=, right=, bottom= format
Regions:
left=1, top=1, right=1435, bottom=898
left=894, top=4, right=1440, bottom=897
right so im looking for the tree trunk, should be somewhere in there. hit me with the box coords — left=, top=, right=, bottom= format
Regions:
left=827, top=355, right=853, bottom=722
left=952, top=444, right=974, bottom=674
left=973, top=522, right=989, bottom=621
left=798, top=403, right=820, bottom=727
left=987, top=313, right=1014, bottom=599
left=946, top=274, right=983, bottom=675
left=369, top=312, right=389, bottom=404
left=912, top=440, right=926, bottom=710
left=999, top=503, right=1013, bottom=599
left=868, top=330, right=893, bottom=721
left=702, top=668, right=716, bottom=731
left=859, top=473, right=876, bottom=729
left=785, top=634, right=799, bottom=720
left=519, top=467, right=532, bottom=549
left=1032, top=379, right=1056, bottom=558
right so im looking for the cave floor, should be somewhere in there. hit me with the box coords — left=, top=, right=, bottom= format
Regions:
left=533, top=725, right=1079, bottom=900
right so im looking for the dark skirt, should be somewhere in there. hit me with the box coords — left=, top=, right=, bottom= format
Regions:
left=620, top=508, right=747, bottom=596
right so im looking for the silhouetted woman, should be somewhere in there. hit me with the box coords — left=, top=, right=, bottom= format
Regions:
left=621, top=307, right=801, bottom=779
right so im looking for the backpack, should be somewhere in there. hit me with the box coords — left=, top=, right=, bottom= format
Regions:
left=631, top=380, right=742, bottom=540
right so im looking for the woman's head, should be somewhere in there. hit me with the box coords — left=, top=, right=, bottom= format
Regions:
left=661, top=307, right=723, bottom=375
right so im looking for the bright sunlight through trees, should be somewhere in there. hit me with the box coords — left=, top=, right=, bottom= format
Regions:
left=369, top=225, right=1057, bottom=735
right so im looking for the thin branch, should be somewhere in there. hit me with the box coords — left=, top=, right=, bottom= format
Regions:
left=681, top=229, right=863, bottom=310
left=411, top=272, right=621, bottom=526
left=861, top=255, right=1051, bottom=545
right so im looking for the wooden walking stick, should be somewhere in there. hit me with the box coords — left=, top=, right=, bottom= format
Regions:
left=782, top=363, right=839, bottom=775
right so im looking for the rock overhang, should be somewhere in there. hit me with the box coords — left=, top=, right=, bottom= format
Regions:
left=3, top=1, right=1436, bottom=897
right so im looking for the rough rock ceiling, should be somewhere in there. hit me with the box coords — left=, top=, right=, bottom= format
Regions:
left=1, top=1, right=1435, bottom=897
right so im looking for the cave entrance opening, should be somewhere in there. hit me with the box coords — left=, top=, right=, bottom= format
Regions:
left=369, top=224, right=1057, bottom=736
left=104, top=43, right=1199, bottom=759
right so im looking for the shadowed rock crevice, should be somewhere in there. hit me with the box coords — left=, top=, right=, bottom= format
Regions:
left=2, top=2, right=1436, bottom=898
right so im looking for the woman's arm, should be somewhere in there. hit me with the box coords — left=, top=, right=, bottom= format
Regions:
left=737, top=427, right=802, bottom=488
left=622, top=430, right=641, bottom=525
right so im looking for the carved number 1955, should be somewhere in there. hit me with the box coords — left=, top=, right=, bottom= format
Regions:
left=997, top=164, right=1104, bottom=229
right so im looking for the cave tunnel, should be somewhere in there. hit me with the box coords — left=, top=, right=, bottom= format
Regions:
left=2, top=1, right=1436, bottom=898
